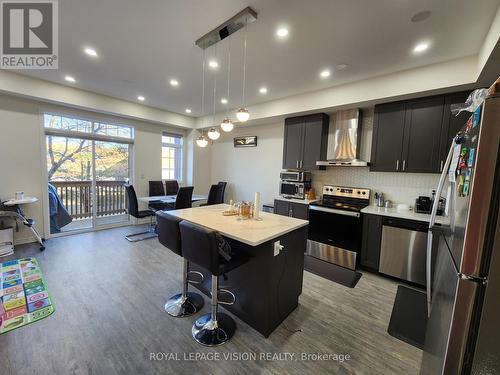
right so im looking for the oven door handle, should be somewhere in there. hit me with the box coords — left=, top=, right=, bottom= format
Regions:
left=309, top=205, right=360, bottom=218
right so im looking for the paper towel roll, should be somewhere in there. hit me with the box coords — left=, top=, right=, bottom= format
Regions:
left=254, top=192, right=260, bottom=220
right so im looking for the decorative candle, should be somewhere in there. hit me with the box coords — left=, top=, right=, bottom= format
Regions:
left=254, top=192, right=261, bottom=220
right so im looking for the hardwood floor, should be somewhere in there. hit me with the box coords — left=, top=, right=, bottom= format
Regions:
left=0, top=226, right=422, bottom=375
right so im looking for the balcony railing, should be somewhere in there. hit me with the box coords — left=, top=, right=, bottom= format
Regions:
left=50, top=180, right=128, bottom=219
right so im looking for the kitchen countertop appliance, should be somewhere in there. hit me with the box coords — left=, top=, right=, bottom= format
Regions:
left=415, top=196, right=445, bottom=215
left=307, top=185, right=370, bottom=270
left=420, top=94, right=500, bottom=374
left=280, top=170, right=311, bottom=182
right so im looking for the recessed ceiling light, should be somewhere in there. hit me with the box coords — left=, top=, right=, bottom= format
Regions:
left=413, top=42, right=429, bottom=53
left=319, top=69, right=331, bottom=79
left=185, top=108, right=192, bottom=113
left=276, top=27, right=289, bottom=38
left=64, top=75, right=76, bottom=83
left=336, top=64, right=349, bottom=70
left=169, top=79, right=179, bottom=87
left=259, top=87, right=268, bottom=94
left=137, top=95, right=145, bottom=101
left=220, top=98, right=228, bottom=104
left=208, top=60, right=218, bottom=69
left=84, top=47, right=98, bottom=57
left=411, top=10, right=431, bottom=23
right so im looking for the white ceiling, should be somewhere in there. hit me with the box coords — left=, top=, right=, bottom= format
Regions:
left=17, top=0, right=500, bottom=117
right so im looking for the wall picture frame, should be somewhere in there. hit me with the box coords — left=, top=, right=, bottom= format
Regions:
left=234, top=136, right=257, bottom=147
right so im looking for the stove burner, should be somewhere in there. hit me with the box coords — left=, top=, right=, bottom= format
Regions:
left=313, top=185, right=371, bottom=212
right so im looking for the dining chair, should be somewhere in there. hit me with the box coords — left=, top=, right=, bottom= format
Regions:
left=174, top=186, right=194, bottom=209
left=217, top=181, right=227, bottom=204
left=149, top=181, right=165, bottom=196
left=148, top=181, right=169, bottom=211
left=203, top=185, right=220, bottom=206
left=124, top=185, right=157, bottom=242
left=165, top=180, right=180, bottom=195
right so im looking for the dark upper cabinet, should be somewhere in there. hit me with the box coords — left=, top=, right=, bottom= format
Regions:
left=438, top=92, right=470, bottom=172
left=360, top=214, right=383, bottom=271
left=283, top=119, right=304, bottom=169
left=371, top=91, right=468, bottom=174
left=402, top=96, right=444, bottom=173
left=273, top=200, right=309, bottom=220
left=371, top=102, right=406, bottom=172
left=283, top=114, right=329, bottom=170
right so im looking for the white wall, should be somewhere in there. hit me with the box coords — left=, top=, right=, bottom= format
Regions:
left=210, top=123, right=284, bottom=205
left=209, top=108, right=440, bottom=208
left=0, top=93, right=185, bottom=244
left=186, top=129, right=212, bottom=196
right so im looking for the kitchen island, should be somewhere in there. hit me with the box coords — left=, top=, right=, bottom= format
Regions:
left=168, top=204, right=309, bottom=337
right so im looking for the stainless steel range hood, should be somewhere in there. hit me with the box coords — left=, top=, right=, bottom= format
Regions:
left=316, top=108, right=369, bottom=167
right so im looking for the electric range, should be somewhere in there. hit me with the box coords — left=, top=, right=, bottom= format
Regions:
left=307, top=185, right=370, bottom=270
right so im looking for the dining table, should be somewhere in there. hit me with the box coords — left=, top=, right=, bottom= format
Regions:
left=138, top=194, right=207, bottom=205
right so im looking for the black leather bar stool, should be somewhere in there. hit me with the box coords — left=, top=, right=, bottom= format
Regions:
left=179, top=221, right=249, bottom=346
left=156, top=212, right=204, bottom=317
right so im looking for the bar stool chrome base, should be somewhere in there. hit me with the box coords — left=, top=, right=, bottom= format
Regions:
left=165, top=292, right=204, bottom=317
left=192, top=312, right=236, bottom=346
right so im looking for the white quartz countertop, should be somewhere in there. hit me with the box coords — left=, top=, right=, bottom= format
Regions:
left=361, top=205, right=449, bottom=225
left=167, top=204, right=309, bottom=246
left=274, top=197, right=319, bottom=205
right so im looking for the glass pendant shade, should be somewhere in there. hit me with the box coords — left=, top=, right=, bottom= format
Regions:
left=236, top=108, right=250, bottom=122
left=207, top=128, right=220, bottom=140
left=196, top=135, right=208, bottom=147
left=220, top=118, right=234, bottom=132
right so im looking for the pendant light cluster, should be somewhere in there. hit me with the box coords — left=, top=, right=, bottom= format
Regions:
left=196, top=16, right=250, bottom=147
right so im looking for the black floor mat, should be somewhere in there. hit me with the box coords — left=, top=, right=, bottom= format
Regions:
left=388, top=285, right=428, bottom=349
left=304, top=255, right=362, bottom=288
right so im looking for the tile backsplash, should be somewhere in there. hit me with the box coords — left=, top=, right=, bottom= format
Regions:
left=311, top=168, right=439, bottom=206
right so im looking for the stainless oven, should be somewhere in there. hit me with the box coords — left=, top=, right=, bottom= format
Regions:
left=307, top=206, right=362, bottom=270
left=280, top=170, right=311, bottom=182
left=279, top=181, right=310, bottom=199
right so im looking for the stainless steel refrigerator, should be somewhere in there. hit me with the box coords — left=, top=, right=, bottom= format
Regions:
left=420, top=94, right=500, bottom=375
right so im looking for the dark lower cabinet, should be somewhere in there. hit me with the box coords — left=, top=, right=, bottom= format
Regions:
left=273, top=199, right=289, bottom=216
left=273, top=199, right=309, bottom=220
left=290, top=203, right=308, bottom=220
left=360, top=214, right=382, bottom=271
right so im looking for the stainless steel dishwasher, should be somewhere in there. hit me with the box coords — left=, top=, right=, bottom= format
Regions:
left=379, top=217, right=428, bottom=285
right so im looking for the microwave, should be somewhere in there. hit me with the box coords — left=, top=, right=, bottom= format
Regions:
left=279, top=181, right=311, bottom=199
left=280, top=170, right=311, bottom=182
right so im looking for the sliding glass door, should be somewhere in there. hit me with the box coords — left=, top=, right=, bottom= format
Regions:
left=44, top=114, right=134, bottom=235
left=94, top=140, right=130, bottom=226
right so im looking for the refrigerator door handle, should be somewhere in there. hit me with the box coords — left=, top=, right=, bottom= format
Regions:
left=427, top=141, right=455, bottom=317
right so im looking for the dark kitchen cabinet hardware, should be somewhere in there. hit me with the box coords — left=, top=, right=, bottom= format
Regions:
left=370, top=91, right=469, bottom=174
left=360, top=214, right=383, bottom=271
left=273, top=200, right=309, bottom=220
left=283, top=113, right=329, bottom=170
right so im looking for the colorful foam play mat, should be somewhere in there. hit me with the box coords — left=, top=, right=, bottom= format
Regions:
left=0, top=258, right=54, bottom=334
